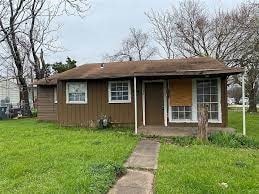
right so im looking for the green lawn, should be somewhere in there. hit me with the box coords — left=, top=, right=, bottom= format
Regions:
left=155, top=111, right=259, bottom=194
left=156, top=144, right=258, bottom=193
left=228, top=111, right=259, bottom=140
left=0, top=119, right=138, bottom=193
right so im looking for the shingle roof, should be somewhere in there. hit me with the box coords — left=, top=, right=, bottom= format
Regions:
left=34, top=57, right=243, bottom=85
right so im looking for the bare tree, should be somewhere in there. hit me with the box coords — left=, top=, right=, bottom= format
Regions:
left=147, top=0, right=259, bottom=112
left=0, top=0, right=90, bottom=116
left=146, top=9, right=176, bottom=59
left=106, top=27, right=157, bottom=62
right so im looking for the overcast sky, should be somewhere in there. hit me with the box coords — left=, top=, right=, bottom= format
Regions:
left=46, top=0, right=249, bottom=65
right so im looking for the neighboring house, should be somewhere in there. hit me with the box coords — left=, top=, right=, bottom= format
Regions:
left=0, top=79, right=20, bottom=105
left=34, top=57, right=242, bottom=132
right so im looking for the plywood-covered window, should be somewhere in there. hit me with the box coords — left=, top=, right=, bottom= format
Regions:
left=169, top=79, right=193, bottom=121
left=169, top=79, right=192, bottom=106
left=66, top=82, right=87, bottom=104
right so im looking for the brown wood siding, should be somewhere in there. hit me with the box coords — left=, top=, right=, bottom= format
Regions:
left=38, top=76, right=227, bottom=128
left=37, top=86, right=57, bottom=121
left=169, top=79, right=192, bottom=106
left=57, top=79, right=142, bottom=127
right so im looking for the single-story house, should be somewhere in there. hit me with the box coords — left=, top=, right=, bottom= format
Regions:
left=34, top=57, right=242, bottom=133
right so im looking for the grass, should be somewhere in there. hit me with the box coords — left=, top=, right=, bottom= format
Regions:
left=155, top=111, right=259, bottom=193
left=228, top=111, right=259, bottom=140
left=155, top=144, right=259, bottom=193
left=0, top=119, right=138, bottom=193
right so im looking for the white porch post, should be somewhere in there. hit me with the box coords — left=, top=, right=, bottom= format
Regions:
left=242, top=72, right=246, bottom=135
left=134, top=76, right=138, bottom=134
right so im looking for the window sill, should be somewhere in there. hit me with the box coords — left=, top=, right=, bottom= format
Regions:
left=169, top=120, right=222, bottom=124
left=108, top=100, right=131, bottom=104
left=66, top=101, right=87, bottom=104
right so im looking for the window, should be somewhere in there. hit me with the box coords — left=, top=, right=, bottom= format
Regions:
left=171, top=106, right=192, bottom=120
left=66, top=82, right=87, bottom=103
left=197, top=79, right=219, bottom=120
left=54, top=87, right=57, bottom=103
left=108, top=81, right=131, bottom=103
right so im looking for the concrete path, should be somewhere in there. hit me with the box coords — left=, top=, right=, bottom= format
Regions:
left=109, top=139, right=160, bottom=194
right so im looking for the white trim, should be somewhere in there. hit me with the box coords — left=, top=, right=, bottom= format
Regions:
left=168, top=78, right=222, bottom=123
left=142, top=80, right=167, bottom=126
left=142, top=81, right=145, bottom=126
left=108, top=80, right=131, bottom=103
left=192, top=79, right=197, bottom=121
left=54, top=87, right=57, bottom=103
left=242, top=72, right=246, bottom=135
left=217, top=77, right=222, bottom=123
left=66, top=81, right=87, bottom=104
left=134, top=77, right=137, bottom=134
left=163, top=81, right=168, bottom=126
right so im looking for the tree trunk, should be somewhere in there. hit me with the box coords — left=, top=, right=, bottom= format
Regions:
left=197, top=105, right=209, bottom=141
left=18, top=74, right=31, bottom=116
left=247, top=88, right=257, bottom=112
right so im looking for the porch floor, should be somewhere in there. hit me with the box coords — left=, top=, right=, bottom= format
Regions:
left=138, top=126, right=235, bottom=137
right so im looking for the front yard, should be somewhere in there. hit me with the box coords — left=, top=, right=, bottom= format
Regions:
left=155, top=111, right=259, bottom=193
left=0, top=111, right=258, bottom=193
left=0, top=119, right=138, bottom=193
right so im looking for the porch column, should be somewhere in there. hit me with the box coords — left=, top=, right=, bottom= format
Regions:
left=242, top=72, right=246, bottom=135
left=134, top=76, right=138, bottom=134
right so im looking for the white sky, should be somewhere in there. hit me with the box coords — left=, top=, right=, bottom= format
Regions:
left=46, top=0, right=249, bottom=65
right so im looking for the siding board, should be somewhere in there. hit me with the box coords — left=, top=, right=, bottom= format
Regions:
left=37, top=86, right=57, bottom=121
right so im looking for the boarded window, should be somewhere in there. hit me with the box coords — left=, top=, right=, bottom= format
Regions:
left=169, top=79, right=192, bottom=106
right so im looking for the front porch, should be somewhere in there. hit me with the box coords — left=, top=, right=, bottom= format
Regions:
left=138, top=126, right=235, bottom=137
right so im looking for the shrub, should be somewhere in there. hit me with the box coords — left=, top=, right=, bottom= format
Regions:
left=208, top=132, right=259, bottom=149
left=170, top=136, right=202, bottom=146
left=31, top=109, right=37, bottom=117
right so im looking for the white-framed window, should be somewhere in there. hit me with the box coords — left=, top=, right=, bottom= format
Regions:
left=54, top=87, right=57, bottom=103
left=171, top=106, right=192, bottom=121
left=168, top=78, right=221, bottom=123
left=108, top=80, right=131, bottom=103
left=66, top=82, right=87, bottom=104
left=197, top=79, right=219, bottom=120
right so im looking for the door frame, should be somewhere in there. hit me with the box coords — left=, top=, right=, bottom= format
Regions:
left=142, top=80, right=167, bottom=126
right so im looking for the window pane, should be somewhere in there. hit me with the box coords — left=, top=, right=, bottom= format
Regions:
left=179, top=112, right=184, bottom=119
left=179, top=106, right=184, bottom=111
left=210, top=86, right=217, bottom=94
left=197, top=79, right=219, bottom=120
left=185, top=106, right=191, bottom=111
left=211, top=103, right=218, bottom=111
left=185, top=112, right=191, bottom=119
left=204, top=95, right=210, bottom=102
left=172, top=112, right=178, bottom=119
left=171, top=106, right=192, bottom=120
left=211, top=95, right=218, bottom=102
left=197, top=95, right=203, bottom=102
left=172, top=106, right=178, bottom=111
left=211, top=112, right=218, bottom=120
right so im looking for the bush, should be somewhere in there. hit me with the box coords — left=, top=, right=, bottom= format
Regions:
left=31, top=109, right=37, bottom=117
left=208, top=132, right=259, bottom=149
left=170, top=136, right=202, bottom=146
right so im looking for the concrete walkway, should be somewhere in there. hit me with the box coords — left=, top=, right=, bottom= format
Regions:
left=109, top=139, right=160, bottom=194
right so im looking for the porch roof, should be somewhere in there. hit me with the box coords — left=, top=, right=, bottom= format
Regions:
left=34, top=57, right=243, bottom=85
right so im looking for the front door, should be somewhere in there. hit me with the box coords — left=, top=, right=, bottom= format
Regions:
left=145, top=82, right=164, bottom=125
